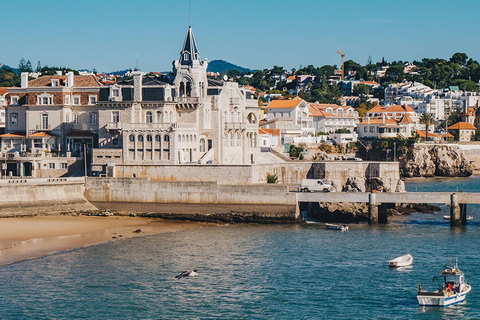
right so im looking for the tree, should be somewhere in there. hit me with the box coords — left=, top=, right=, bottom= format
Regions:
left=420, top=113, right=435, bottom=141
left=353, top=84, right=372, bottom=96
left=450, top=52, right=468, bottom=66
left=18, top=58, right=27, bottom=72
left=25, top=60, right=32, bottom=72
left=36, top=61, right=42, bottom=72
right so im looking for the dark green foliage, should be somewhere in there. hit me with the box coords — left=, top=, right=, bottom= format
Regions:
left=289, top=145, right=304, bottom=158
left=266, top=173, right=279, bottom=183
left=0, top=67, right=20, bottom=86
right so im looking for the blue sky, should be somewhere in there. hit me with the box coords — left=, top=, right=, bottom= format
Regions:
left=1, top=0, right=479, bottom=73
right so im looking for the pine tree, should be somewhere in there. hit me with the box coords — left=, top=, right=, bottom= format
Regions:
left=36, top=61, right=42, bottom=72
left=25, top=60, right=32, bottom=72
left=18, top=58, right=26, bottom=72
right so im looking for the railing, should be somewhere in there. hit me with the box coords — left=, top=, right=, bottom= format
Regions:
left=177, top=97, right=200, bottom=104
left=106, top=122, right=122, bottom=130
left=225, top=123, right=246, bottom=130
left=35, top=124, right=51, bottom=130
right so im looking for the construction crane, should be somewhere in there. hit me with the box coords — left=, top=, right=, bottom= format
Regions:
left=336, top=50, right=345, bottom=80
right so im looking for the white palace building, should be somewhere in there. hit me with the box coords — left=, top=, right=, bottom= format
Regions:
left=92, top=26, right=260, bottom=173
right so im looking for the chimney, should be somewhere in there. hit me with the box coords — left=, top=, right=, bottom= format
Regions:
left=56, top=71, right=62, bottom=75
left=67, top=71, right=74, bottom=87
left=133, top=70, right=143, bottom=102
left=21, top=72, right=28, bottom=88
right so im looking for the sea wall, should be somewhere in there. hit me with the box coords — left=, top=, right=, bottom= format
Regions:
left=106, top=161, right=401, bottom=190
left=0, top=177, right=96, bottom=216
left=85, top=178, right=298, bottom=223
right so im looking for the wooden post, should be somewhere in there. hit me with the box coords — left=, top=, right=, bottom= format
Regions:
left=450, top=193, right=461, bottom=227
left=368, top=193, right=378, bottom=224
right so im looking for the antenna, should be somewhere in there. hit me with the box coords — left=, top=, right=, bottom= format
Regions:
left=189, top=0, right=191, bottom=26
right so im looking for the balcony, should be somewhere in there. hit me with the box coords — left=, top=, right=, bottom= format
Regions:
left=106, top=122, right=123, bottom=130
left=225, top=122, right=246, bottom=130
left=35, top=124, right=51, bottom=130
left=176, top=97, right=201, bottom=109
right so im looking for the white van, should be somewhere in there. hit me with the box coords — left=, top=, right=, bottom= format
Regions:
left=300, top=179, right=334, bottom=192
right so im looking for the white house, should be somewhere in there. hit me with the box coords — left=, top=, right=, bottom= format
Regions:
left=264, top=98, right=314, bottom=138
left=309, top=103, right=359, bottom=133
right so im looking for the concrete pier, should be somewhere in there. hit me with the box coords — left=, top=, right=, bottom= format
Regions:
left=368, top=193, right=378, bottom=224
left=450, top=193, right=462, bottom=227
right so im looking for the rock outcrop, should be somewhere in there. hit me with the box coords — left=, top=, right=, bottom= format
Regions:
left=400, top=145, right=472, bottom=177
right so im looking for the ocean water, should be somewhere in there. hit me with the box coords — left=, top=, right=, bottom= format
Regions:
left=2, top=177, right=480, bottom=319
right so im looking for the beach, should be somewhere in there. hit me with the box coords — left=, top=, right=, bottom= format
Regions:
left=0, top=215, right=209, bottom=266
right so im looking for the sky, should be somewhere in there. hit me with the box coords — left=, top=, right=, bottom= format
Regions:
left=1, top=0, right=479, bottom=73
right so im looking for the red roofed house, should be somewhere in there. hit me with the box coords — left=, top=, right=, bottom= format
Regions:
left=258, top=128, right=281, bottom=148
left=309, top=103, right=359, bottom=133
left=264, top=98, right=314, bottom=140
left=366, top=104, right=418, bottom=122
left=358, top=112, right=417, bottom=139
left=447, top=122, right=477, bottom=141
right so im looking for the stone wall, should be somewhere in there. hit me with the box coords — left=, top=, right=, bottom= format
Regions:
left=85, top=177, right=298, bottom=222
left=0, top=177, right=96, bottom=216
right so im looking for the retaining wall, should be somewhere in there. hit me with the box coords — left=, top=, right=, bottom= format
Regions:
left=0, top=177, right=96, bottom=216
left=85, top=178, right=298, bottom=223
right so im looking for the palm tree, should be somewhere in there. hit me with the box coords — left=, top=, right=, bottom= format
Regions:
left=420, top=113, right=435, bottom=141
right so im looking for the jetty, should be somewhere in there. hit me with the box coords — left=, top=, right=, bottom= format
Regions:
left=297, top=191, right=478, bottom=226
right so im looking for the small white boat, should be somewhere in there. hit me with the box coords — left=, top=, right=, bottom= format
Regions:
left=443, top=215, right=473, bottom=220
left=325, top=223, right=348, bottom=231
left=417, top=258, right=471, bottom=307
left=388, top=254, right=413, bottom=267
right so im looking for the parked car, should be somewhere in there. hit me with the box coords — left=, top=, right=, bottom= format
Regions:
left=300, top=179, right=334, bottom=192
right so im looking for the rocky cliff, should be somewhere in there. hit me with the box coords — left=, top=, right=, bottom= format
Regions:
left=399, top=145, right=473, bottom=177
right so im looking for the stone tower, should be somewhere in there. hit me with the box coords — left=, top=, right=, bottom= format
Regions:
left=173, top=26, right=208, bottom=98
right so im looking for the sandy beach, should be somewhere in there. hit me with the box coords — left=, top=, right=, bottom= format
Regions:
left=0, top=215, right=209, bottom=266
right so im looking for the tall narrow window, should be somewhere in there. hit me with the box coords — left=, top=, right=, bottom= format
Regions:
left=89, top=113, right=97, bottom=125
left=146, top=111, right=153, bottom=123
left=42, top=114, right=49, bottom=130
left=73, top=114, right=79, bottom=125
left=112, top=111, right=120, bottom=123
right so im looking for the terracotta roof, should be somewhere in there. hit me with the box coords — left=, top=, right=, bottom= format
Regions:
left=28, top=75, right=103, bottom=87
left=447, top=122, right=477, bottom=130
left=27, top=132, right=55, bottom=137
left=309, top=109, right=335, bottom=117
left=267, top=99, right=303, bottom=109
left=367, top=104, right=414, bottom=114
left=358, top=81, right=379, bottom=85
left=287, top=75, right=296, bottom=80
left=0, top=133, right=24, bottom=138
left=399, top=113, right=415, bottom=124
left=416, top=130, right=454, bottom=138
left=0, top=88, right=8, bottom=95
left=259, top=128, right=281, bottom=136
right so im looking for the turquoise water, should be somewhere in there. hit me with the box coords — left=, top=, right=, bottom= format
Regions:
left=2, top=177, right=480, bottom=319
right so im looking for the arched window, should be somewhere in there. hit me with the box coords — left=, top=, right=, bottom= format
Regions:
left=138, top=135, right=144, bottom=142
left=157, top=111, right=162, bottom=123
left=164, top=135, right=170, bottom=142
left=169, top=111, right=173, bottom=122
left=180, top=82, right=185, bottom=97
left=129, top=135, right=135, bottom=142
left=147, top=135, right=152, bottom=142
left=155, top=135, right=162, bottom=142
left=237, top=133, right=241, bottom=147
left=200, top=138, right=206, bottom=152
left=247, top=113, right=257, bottom=124
left=146, top=111, right=153, bottom=123
left=186, top=82, right=192, bottom=97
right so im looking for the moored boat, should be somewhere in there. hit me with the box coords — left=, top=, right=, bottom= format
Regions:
left=325, top=223, right=348, bottom=231
left=387, top=254, right=413, bottom=267
left=417, top=259, right=471, bottom=307
left=443, top=215, right=473, bottom=220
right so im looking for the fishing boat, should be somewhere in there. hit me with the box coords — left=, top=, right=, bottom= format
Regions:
left=325, top=223, right=348, bottom=231
left=443, top=215, right=473, bottom=220
left=387, top=254, right=413, bottom=267
left=417, top=258, right=471, bottom=307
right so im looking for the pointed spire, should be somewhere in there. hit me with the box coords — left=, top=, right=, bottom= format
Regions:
left=180, top=26, right=200, bottom=65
